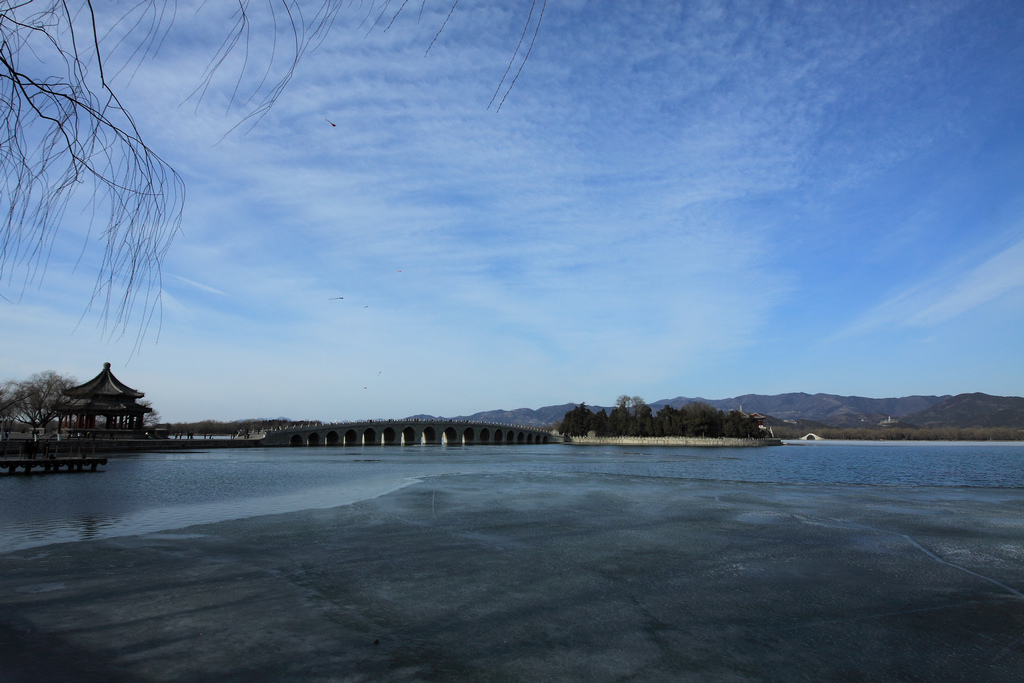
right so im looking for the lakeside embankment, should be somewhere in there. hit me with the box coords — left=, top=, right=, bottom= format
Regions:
left=566, top=436, right=783, bottom=447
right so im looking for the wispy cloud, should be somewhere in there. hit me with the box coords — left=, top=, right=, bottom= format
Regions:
left=905, top=238, right=1024, bottom=326
left=844, top=235, right=1024, bottom=335
left=170, top=275, right=228, bottom=297
left=4, top=1, right=1024, bottom=418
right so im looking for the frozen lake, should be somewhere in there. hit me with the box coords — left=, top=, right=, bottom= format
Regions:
left=2, top=441, right=1023, bottom=681
left=3, top=440, right=1024, bottom=553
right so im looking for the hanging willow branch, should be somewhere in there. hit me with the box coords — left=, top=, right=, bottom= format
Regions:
left=1, top=0, right=183, bottom=341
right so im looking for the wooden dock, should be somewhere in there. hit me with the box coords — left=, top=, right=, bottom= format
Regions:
left=2, top=457, right=108, bottom=475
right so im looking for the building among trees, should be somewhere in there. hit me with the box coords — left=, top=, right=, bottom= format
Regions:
left=59, top=363, right=152, bottom=436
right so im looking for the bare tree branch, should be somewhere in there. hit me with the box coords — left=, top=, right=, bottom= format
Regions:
left=12, top=369, right=77, bottom=429
left=1, top=0, right=183, bottom=342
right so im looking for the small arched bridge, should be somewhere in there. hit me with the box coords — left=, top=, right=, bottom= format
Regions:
left=262, top=420, right=564, bottom=447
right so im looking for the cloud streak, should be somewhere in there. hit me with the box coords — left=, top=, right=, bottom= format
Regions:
left=849, top=236, right=1024, bottom=334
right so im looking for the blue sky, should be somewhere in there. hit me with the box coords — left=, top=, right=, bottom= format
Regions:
left=2, top=0, right=1023, bottom=422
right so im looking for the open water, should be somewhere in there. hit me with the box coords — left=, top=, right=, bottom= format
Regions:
left=1, top=440, right=1022, bottom=554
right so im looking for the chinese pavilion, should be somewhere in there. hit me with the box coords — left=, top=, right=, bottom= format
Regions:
left=59, top=362, right=152, bottom=434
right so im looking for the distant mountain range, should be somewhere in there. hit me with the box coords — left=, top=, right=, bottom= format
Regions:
left=901, top=393, right=1024, bottom=429
left=646, top=394, right=950, bottom=428
left=409, top=393, right=1024, bottom=430
left=406, top=404, right=576, bottom=428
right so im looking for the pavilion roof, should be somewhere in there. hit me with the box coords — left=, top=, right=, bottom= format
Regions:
left=64, top=397, right=151, bottom=414
left=66, top=362, right=145, bottom=400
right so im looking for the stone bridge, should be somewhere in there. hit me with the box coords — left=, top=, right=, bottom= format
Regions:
left=262, top=419, right=563, bottom=447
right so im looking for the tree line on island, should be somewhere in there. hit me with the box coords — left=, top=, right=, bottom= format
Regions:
left=560, top=396, right=765, bottom=439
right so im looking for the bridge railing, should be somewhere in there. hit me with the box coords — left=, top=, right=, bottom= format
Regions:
left=265, top=419, right=551, bottom=433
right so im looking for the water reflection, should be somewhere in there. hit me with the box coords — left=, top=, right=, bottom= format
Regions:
left=75, top=515, right=116, bottom=539
left=14, top=513, right=122, bottom=546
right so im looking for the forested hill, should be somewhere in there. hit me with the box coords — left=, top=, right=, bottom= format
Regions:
left=409, top=392, right=1024, bottom=429
left=901, top=393, right=1024, bottom=429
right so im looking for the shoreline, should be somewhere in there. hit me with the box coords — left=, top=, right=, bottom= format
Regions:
left=566, top=436, right=784, bottom=447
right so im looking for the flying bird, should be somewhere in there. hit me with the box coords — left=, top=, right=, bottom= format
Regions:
left=329, top=297, right=343, bottom=300
left=326, top=118, right=336, bottom=127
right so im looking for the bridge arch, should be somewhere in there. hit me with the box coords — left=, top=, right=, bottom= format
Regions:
left=263, top=420, right=560, bottom=448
